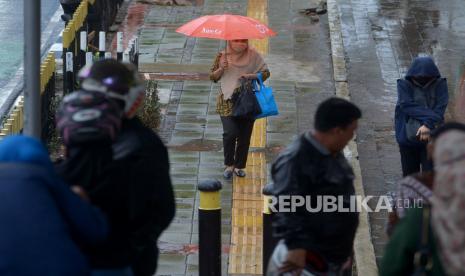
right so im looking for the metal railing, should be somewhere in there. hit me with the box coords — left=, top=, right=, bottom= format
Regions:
left=0, top=0, right=139, bottom=141
left=62, top=0, right=93, bottom=94
left=62, top=0, right=138, bottom=94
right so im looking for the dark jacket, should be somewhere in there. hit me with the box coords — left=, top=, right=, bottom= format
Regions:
left=395, top=57, right=448, bottom=147
left=271, top=133, right=359, bottom=264
left=56, top=117, right=175, bottom=271
left=113, top=117, right=175, bottom=274
left=0, top=135, right=108, bottom=276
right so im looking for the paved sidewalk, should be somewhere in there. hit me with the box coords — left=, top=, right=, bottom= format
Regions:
left=129, top=0, right=338, bottom=275
left=334, top=0, right=465, bottom=264
left=136, top=1, right=248, bottom=275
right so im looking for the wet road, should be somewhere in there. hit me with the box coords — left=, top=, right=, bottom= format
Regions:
left=336, top=0, right=465, bottom=263
left=0, top=0, right=60, bottom=87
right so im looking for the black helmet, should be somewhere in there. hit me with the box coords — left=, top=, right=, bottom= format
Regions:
left=78, top=59, right=145, bottom=118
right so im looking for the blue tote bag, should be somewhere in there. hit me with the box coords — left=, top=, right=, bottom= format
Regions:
left=254, top=73, right=279, bottom=119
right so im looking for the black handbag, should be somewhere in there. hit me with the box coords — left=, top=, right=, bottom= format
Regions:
left=231, top=79, right=262, bottom=119
left=406, top=118, right=423, bottom=142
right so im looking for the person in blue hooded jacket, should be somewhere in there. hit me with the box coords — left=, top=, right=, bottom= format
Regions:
left=395, top=56, right=449, bottom=176
left=0, top=135, right=108, bottom=276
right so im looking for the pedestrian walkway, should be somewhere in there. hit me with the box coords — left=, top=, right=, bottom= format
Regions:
left=129, top=0, right=337, bottom=274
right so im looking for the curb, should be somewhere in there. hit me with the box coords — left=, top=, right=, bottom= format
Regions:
left=327, top=0, right=379, bottom=275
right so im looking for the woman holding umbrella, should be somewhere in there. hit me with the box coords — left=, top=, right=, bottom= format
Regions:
left=210, top=39, right=270, bottom=179
left=177, top=14, right=276, bottom=179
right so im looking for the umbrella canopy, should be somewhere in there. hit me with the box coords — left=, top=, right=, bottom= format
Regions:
left=176, top=14, right=277, bottom=40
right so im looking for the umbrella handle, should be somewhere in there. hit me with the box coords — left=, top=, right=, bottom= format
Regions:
left=224, top=42, right=228, bottom=66
left=220, top=46, right=228, bottom=69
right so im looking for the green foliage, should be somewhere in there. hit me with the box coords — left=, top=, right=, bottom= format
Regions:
left=136, top=80, right=161, bottom=129
left=46, top=92, right=64, bottom=161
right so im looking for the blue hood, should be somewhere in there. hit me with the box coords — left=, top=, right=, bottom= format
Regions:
left=405, top=57, right=441, bottom=78
left=0, top=135, right=54, bottom=173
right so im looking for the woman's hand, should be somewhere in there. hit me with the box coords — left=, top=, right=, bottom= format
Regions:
left=416, top=125, right=431, bottom=141
left=239, top=74, right=258, bottom=80
left=211, top=55, right=227, bottom=80
left=219, top=55, right=228, bottom=70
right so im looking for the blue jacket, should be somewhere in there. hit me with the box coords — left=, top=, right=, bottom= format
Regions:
left=0, top=136, right=108, bottom=276
left=395, top=57, right=449, bottom=147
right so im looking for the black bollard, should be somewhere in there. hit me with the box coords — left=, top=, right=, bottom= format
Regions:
left=198, top=179, right=222, bottom=276
left=262, top=183, right=278, bottom=274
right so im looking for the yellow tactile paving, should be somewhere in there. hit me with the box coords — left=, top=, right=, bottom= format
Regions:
left=248, top=0, right=269, bottom=54
left=229, top=154, right=267, bottom=274
left=231, top=207, right=263, bottom=227
left=250, top=117, right=266, bottom=148
left=248, top=0, right=269, bottom=149
left=229, top=1, right=269, bottom=273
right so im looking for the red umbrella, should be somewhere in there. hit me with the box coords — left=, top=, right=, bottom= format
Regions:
left=176, top=14, right=277, bottom=40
